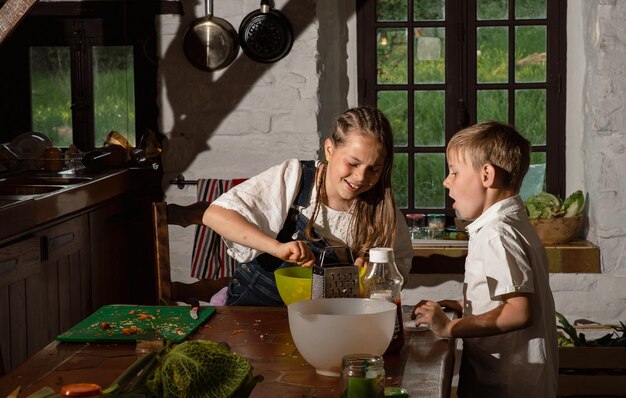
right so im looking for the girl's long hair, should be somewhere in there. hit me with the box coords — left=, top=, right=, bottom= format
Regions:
left=304, top=106, right=397, bottom=257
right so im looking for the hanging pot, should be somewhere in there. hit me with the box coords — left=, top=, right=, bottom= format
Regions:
left=239, top=0, right=293, bottom=64
left=183, top=0, right=240, bottom=72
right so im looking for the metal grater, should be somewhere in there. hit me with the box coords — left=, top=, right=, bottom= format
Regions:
left=311, top=246, right=360, bottom=299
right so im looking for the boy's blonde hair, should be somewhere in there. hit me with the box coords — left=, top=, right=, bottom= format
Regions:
left=447, top=121, right=531, bottom=191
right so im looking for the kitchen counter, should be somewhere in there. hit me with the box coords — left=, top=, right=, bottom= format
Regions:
left=0, top=306, right=456, bottom=398
left=0, top=167, right=163, bottom=373
left=0, top=168, right=161, bottom=245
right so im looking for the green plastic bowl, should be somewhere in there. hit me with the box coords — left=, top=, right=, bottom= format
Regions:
left=274, top=267, right=312, bottom=305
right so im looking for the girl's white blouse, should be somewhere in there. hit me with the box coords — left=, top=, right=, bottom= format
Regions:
left=211, top=159, right=413, bottom=280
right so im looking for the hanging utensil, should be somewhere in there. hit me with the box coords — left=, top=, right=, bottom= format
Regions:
left=239, top=0, right=293, bottom=64
left=183, top=0, right=239, bottom=72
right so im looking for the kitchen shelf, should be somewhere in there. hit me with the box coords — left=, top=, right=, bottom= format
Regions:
left=411, top=239, right=600, bottom=274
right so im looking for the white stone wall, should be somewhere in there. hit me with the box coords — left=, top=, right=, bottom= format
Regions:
left=159, top=0, right=357, bottom=283
left=159, top=1, right=626, bottom=324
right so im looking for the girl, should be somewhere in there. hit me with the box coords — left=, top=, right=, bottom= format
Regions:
left=203, top=106, right=412, bottom=306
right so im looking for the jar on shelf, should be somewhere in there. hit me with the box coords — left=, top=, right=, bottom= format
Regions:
left=405, top=213, right=425, bottom=239
left=427, top=214, right=446, bottom=239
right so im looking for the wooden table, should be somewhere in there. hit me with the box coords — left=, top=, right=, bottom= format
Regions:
left=0, top=306, right=456, bottom=397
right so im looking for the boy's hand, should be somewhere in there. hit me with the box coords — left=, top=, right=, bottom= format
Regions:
left=437, top=299, right=463, bottom=317
left=411, top=300, right=453, bottom=338
left=274, top=241, right=316, bottom=267
left=411, top=299, right=463, bottom=319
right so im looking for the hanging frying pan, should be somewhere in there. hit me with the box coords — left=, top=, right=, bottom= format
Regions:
left=183, top=0, right=239, bottom=72
left=239, top=0, right=293, bottom=63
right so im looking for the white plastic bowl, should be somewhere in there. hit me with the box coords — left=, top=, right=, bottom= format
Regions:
left=287, top=298, right=396, bottom=377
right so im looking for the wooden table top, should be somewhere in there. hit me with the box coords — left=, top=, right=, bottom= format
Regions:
left=0, top=306, right=455, bottom=398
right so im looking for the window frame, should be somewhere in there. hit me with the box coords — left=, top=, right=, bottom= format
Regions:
left=0, top=1, right=181, bottom=149
left=357, top=0, right=567, bottom=216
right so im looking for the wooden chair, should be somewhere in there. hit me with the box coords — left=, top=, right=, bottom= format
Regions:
left=152, top=202, right=231, bottom=305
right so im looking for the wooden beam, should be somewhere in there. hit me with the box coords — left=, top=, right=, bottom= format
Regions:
left=0, top=0, right=38, bottom=45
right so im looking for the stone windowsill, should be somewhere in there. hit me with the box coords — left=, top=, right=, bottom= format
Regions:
left=411, top=239, right=600, bottom=274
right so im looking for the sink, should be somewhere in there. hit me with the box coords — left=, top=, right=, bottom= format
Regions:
left=0, top=185, right=65, bottom=195
left=0, top=174, right=94, bottom=198
left=0, top=198, right=24, bottom=207
left=0, top=176, right=93, bottom=185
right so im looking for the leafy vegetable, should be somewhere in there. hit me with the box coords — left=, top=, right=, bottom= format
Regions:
left=146, top=340, right=263, bottom=398
left=562, top=190, right=585, bottom=218
left=556, top=312, right=626, bottom=347
left=525, top=191, right=585, bottom=219
left=103, top=350, right=160, bottom=396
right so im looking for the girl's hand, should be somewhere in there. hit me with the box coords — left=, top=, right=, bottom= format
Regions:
left=274, top=241, right=316, bottom=267
left=411, top=300, right=453, bottom=338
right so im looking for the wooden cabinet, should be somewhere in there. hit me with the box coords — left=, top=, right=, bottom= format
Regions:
left=0, top=215, right=91, bottom=372
left=0, top=235, right=42, bottom=372
left=39, top=215, right=92, bottom=342
left=89, top=200, right=131, bottom=310
left=89, top=193, right=158, bottom=308
left=0, top=169, right=162, bottom=373
left=0, top=199, right=157, bottom=373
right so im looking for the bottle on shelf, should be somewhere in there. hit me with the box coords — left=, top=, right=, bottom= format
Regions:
left=360, top=247, right=405, bottom=354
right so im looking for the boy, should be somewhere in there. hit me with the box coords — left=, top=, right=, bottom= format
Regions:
left=411, top=121, right=557, bottom=397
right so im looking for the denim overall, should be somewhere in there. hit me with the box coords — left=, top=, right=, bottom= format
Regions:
left=226, top=161, right=339, bottom=306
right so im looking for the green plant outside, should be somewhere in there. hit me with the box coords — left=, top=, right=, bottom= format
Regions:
left=376, top=0, right=548, bottom=209
left=30, top=46, right=135, bottom=148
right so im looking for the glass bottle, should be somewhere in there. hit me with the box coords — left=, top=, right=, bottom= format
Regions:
left=360, top=247, right=405, bottom=354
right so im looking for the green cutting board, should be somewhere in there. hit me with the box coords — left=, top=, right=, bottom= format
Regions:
left=56, top=305, right=216, bottom=344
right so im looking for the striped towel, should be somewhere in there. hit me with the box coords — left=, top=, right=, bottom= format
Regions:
left=191, top=178, right=246, bottom=279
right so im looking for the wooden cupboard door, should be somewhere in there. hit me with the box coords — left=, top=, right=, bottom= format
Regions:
left=39, top=214, right=91, bottom=339
left=0, top=235, right=43, bottom=372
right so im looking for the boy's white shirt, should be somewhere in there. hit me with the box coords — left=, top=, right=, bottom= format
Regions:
left=461, top=195, right=558, bottom=397
left=211, top=159, right=413, bottom=281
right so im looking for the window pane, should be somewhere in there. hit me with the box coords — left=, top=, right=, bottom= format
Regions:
left=515, top=89, right=545, bottom=145
left=93, top=46, right=135, bottom=147
left=378, top=91, right=408, bottom=146
left=477, top=27, right=508, bottom=83
left=414, top=27, right=445, bottom=83
left=520, top=152, right=546, bottom=200
left=414, top=153, right=445, bottom=208
left=414, top=0, right=445, bottom=21
left=377, top=28, right=408, bottom=84
left=477, top=0, right=508, bottom=20
left=393, top=153, right=408, bottom=208
left=477, top=89, right=508, bottom=123
left=515, top=26, right=546, bottom=83
left=377, top=0, right=407, bottom=22
left=30, top=47, right=72, bottom=147
left=515, top=0, right=546, bottom=19
left=414, top=91, right=445, bottom=146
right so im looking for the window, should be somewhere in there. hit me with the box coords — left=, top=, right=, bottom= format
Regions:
left=357, top=0, right=566, bottom=216
left=0, top=1, right=180, bottom=150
